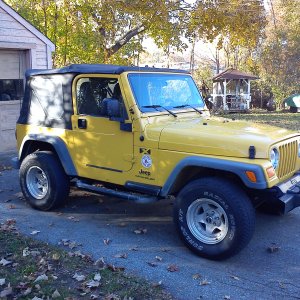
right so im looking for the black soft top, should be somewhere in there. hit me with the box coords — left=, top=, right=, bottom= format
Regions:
left=26, top=64, right=189, bottom=77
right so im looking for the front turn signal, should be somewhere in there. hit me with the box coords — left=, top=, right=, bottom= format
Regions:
left=266, top=166, right=276, bottom=178
left=245, top=171, right=257, bottom=183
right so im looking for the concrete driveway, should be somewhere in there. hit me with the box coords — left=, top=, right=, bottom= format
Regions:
left=0, top=160, right=300, bottom=300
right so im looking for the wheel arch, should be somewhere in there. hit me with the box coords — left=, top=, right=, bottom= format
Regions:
left=19, top=135, right=77, bottom=176
left=160, top=156, right=267, bottom=197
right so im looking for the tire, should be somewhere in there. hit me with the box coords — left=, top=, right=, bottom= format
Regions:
left=173, top=177, right=255, bottom=260
left=20, top=151, right=70, bottom=211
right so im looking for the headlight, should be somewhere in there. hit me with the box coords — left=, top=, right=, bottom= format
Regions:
left=270, top=148, right=279, bottom=169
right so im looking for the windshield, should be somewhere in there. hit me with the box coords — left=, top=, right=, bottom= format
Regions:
left=128, top=73, right=205, bottom=113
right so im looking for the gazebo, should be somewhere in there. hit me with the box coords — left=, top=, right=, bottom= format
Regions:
left=212, top=68, right=259, bottom=112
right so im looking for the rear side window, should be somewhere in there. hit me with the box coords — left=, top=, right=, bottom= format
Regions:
left=29, top=75, right=64, bottom=121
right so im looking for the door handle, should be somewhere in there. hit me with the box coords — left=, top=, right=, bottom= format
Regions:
left=78, top=118, right=87, bottom=129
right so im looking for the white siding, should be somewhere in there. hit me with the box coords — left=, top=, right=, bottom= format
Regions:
left=0, top=7, right=48, bottom=69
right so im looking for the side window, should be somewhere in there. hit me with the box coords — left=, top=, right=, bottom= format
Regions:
left=76, top=77, right=125, bottom=118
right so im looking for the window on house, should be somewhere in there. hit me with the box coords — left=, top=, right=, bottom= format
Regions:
left=0, top=79, right=24, bottom=101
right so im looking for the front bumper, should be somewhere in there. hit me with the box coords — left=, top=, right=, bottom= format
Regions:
left=275, top=171, right=300, bottom=214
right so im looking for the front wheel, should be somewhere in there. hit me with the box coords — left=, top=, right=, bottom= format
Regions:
left=174, top=177, right=255, bottom=260
left=20, top=151, right=70, bottom=211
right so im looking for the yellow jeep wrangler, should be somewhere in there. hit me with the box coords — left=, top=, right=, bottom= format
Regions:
left=15, top=64, right=300, bottom=260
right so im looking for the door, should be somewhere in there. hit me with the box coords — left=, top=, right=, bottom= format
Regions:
left=70, top=75, right=134, bottom=180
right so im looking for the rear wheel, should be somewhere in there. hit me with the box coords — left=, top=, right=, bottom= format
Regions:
left=173, top=177, right=255, bottom=260
left=20, top=151, right=69, bottom=211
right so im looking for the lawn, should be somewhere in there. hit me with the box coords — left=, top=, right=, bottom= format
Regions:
left=222, top=110, right=299, bottom=131
left=0, top=220, right=172, bottom=299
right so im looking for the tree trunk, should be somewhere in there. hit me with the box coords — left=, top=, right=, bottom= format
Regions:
left=105, top=25, right=146, bottom=58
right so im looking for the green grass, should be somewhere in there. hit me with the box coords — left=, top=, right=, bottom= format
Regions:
left=0, top=224, right=173, bottom=300
left=222, top=109, right=300, bottom=131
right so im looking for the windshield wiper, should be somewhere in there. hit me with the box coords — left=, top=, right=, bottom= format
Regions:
left=173, top=104, right=203, bottom=115
left=142, top=105, right=177, bottom=118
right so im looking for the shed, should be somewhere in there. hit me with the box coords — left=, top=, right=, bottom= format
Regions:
left=212, top=68, right=259, bottom=112
left=0, top=0, right=55, bottom=152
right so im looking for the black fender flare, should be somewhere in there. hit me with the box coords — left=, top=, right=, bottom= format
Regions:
left=160, top=156, right=267, bottom=197
left=19, top=134, right=77, bottom=176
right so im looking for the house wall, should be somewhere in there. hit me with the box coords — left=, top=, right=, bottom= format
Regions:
left=0, top=5, right=53, bottom=153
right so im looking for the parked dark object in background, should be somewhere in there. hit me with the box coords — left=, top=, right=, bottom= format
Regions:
left=284, top=94, right=300, bottom=113
left=266, top=98, right=276, bottom=111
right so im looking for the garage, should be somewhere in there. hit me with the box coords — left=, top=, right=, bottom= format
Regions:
left=0, top=0, right=55, bottom=152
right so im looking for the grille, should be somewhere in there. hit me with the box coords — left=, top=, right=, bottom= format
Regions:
left=276, top=141, right=298, bottom=179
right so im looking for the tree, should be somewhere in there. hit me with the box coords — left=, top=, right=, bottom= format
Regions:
left=7, top=0, right=266, bottom=68
left=256, top=0, right=300, bottom=106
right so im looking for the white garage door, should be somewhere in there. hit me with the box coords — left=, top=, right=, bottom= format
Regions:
left=0, top=49, right=26, bottom=80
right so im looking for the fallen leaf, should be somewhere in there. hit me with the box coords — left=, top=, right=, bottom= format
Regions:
left=129, top=246, right=138, bottom=251
left=0, top=278, right=5, bottom=286
left=133, top=228, right=147, bottom=234
left=155, top=256, right=163, bottom=262
left=107, top=264, right=125, bottom=272
left=94, top=257, right=106, bottom=269
left=167, top=264, right=179, bottom=272
left=91, top=294, right=99, bottom=299
left=147, top=262, right=158, bottom=267
left=30, top=230, right=40, bottom=235
left=103, top=238, right=111, bottom=245
left=14, top=192, right=23, bottom=198
left=74, top=250, right=86, bottom=259
left=160, top=247, right=170, bottom=252
left=23, top=247, right=30, bottom=257
left=104, top=293, right=120, bottom=300
left=230, top=275, right=240, bottom=281
left=52, top=253, right=60, bottom=260
left=200, top=279, right=210, bottom=286
left=114, top=253, right=128, bottom=259
left=267, top=243, right=280, bottom=253
left=152, top=281, right=162, bottom=287
left=72, top=273, right=86, bottom=282
left=0, top=286, right=13, bottom=298
left=30, top=250, right=41, bottom=257
left=86, top=280, right=100, bottom=288
left=23, top=287, right=32, bottom=296
left=193, top=273, right=202, bottom=280
left=34, top=274, right=48, bottom=282
left=0, top=258, right=12, bottom=266
left=68, top=241, right=78, bottom=249
left=278, top=281, right=285, bottom=289
left=6, top=219, right=16, bottom=226
left=118, top=222, right=127, bottom=227
left=67, top=216, right=80, bottom=222
left=94, top=273, right=101, bottom=282
left=52, top=289, right=61, bottom=298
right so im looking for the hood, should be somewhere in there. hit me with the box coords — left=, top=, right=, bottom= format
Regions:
left=145, top=116, right=298, bottom=159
